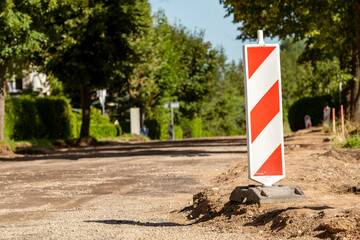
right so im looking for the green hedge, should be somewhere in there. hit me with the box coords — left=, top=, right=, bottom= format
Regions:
left=5, top=96, right=75, bottom=140
left=144, top=119, right=160, bottom=140
left=5, top=97, right=121, bottom=141
left=144, top=117, right=202, bottom=140
left=74, top=106, right=122, bottom=139
left=90, top=124, right=121, bottom=139
left=190, top=117, right=203, bottom=138
left=180, top=117, right=203, bottom=138
left=288, top=95, right=334, bottom=131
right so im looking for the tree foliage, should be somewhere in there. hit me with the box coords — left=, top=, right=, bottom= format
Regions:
left=153, top=13, right=220, bottom=119
left=124, top=12, right=221, bottom=125
left=31, top=0, right=152, bottom=137
left=106, top=10, right=247, bottom=137
left=202, top=50, right=246, bottom=136
left=0, top=0, right=46, bottom=140
left=280, top=38, right=353, bottom=116
left=1, top=1, right=248, bottom=141
left=220, top=0, right=360, bottom=122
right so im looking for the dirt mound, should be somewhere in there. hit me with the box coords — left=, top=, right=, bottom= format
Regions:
left=336, top=182, right=360, bottom=195
left=212, top=164, right=247, bottom=184
left=185, top=188, right=360, bottom=239
left=319, top=149, right=360, bottom=162
left=185, top=146, right=360, bottom=240
left=0, top=144, right=13, bottom=155
left=184, top=188, right=260, bottom=223
left=248, top=207, right=360, bottom=239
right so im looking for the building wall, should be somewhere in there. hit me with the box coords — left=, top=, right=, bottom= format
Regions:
left=6, top=70, right=50, bottom=96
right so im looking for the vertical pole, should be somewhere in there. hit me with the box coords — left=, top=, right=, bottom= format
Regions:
left=332, top=108, right=336, bottom=134
left=339, top=81, right=342, bottom=108
left=257, top=30, right=265, bottom=45
left=341, top=105, right=345, bottom=139
left=171, top=106, right=175, bottom=140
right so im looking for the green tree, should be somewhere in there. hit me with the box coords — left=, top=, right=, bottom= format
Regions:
left=0, top=0, right=45, bottom=140
left=127, top=17, right=162, bottom=122
left=109, top=10, right=246, bottom=137
left=202, top=50, right=246, bottom=136
left=155, top=19, right=219, bottom=119
left=280, top=38, right=353, bottom=118
left=35, top=0, right=152, bottom=138
left=220, top=0, right=360, bottom=122
left=133, top=12, right=220, bottom=125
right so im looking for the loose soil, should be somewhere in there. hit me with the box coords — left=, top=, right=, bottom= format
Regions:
left=0, top=128, right=359, bottom=239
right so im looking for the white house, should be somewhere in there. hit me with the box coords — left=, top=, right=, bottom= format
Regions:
left=6, top=70, right=50, bottom=96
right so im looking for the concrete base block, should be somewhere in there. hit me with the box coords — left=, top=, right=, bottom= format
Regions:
left=230, top=185, right=306, bottom=204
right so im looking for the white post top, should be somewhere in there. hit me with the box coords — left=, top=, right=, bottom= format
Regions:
left=257, top=30, right=265, bottom=45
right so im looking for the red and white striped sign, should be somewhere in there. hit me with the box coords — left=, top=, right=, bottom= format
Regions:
left=168, top=124, right=174, bottom=140
left=243, top=43, right=285, bottom=186
left=323, top=106, right=331, bottom=124
left=304, top=115, right=312, bottom=129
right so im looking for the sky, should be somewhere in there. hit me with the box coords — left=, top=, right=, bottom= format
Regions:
left=148, top=0, right=279, bottom=64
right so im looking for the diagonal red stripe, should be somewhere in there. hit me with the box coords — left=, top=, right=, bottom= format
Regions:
left=247, top=47, right=276, bottom=79
left=250, top=80, right=280, bottom=143
left=254, top=144, right=283, bottom=176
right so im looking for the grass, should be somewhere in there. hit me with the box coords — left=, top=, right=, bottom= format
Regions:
left=283, top=122, right=292, bottom=134
left=0, top=133, right=151, bottom=154
left=15, top=139, right=56, bottom=148
left=101, top=133, right=150, bottom=142
left=341, top=134, right=360, bottom=148
left=0, top=138, right=16, bottom=152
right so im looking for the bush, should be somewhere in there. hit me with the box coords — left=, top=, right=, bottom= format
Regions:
left=118, top=120, right=130, bottom=134
left=73, top=106, right=122, bottom=139
left=288, top=95, right=334, bottom=131
left=144, top=119, right=160, bottom=140
left=5, top=97, right=121, bottom=141
left=36, top=97, right=74, bottom=139
left=90, top=124, right=121, bottom=139
left=180, top=117, right=203, bottom=138
left=191, top=117, right=203, bottom=138
left=342, top=134, right=360, bottom=148
left=5, top=96, right=74, bottom=140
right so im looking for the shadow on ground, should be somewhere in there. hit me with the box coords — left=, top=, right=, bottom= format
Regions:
left=0, top=137, right=247, bottom=162
left=84, top=219, right=186, bottom=227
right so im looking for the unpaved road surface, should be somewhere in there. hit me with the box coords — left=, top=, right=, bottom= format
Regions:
left=0, top=129, right=359, bottom=239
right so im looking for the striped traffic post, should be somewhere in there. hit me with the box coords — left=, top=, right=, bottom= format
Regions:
left=230, top=30, right=306, bottom=204
left=168, top=124, right=174, bottom=140
left=243, top=30, right=285, bottom=186
left=305, top=115, right=312, bottom=129
left=323, top=106, right=331, bottom=124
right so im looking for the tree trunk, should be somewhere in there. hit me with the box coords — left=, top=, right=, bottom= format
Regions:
left=350, top=0, right=360, bottom=122
left=0, top=65, right=6, bottom=141
left=80, top=85, right=91, bottom=138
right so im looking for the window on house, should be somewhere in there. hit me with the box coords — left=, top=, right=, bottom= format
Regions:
left=16, top=78, right=23, bottom=90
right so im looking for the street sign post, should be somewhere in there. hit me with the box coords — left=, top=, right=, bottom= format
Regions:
left=243, top=31, right=285, bottom=186
left=164, top=102, right=179, bottom=140
left=305, top=115, right=312, bottom=129
left=96, top=89, right=107, bottom=115
left=323, top=106, right=331, bottom=124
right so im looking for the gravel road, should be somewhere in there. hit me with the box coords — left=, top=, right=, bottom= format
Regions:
left=1, top=130, right=359, bottom=239
left=0, top=137, right=254, bottom=239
